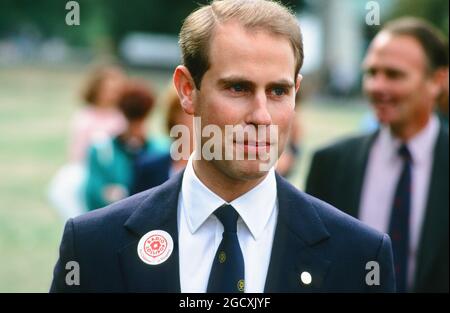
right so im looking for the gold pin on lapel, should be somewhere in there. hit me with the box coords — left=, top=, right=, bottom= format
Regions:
left=219, top=251, right=226, bottom=263
left=300, top=271, right=312, bottom=285
left=237, top=279, right=245, bottom=292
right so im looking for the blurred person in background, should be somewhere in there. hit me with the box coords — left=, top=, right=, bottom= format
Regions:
left=306, top=17, right=449, bottom=292
left=69, top=65, right=127, bottom=162
left=85, top=80, right=160, bottom=211
left=132, top=84, right=194, bottom=193
left=48, top=65, right=127, bottom=220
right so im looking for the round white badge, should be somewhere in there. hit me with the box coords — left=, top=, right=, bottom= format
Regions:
left=137, top=230, right=174, bottom=265
left=300, top=271, right=312, bottom=285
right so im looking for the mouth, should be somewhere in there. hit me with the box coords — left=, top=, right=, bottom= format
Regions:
left=235, top=140, right=271, bottom=146
left=370, top=94, right=396, bottom=106
left=233, top=140, right=273, bottom=155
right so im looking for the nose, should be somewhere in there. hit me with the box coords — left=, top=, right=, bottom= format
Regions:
left=245, top=91, right=272, bottom=126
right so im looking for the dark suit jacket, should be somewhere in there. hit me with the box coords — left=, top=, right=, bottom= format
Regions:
left=306, top=126, right=449, bottom=292
left=131, top=153, right=172, bottom=195
left=50, top=171, right=395, bottom=292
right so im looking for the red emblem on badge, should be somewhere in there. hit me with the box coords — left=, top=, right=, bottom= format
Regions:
left=144, top=235, right=167, bottom=258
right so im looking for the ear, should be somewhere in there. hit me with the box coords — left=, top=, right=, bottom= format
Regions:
left=295, top=74, right=303, bottom=93
left=429, top=67, right=449, bottom=99
left=173, top=65, right=196, bottom=115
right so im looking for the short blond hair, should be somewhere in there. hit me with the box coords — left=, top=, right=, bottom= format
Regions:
left=179, top=0, right=303, bottom=88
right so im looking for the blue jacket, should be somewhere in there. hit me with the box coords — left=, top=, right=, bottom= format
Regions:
left=50, top=171, right=396, bottom=292
left=131, top=153, right=172, bottom=194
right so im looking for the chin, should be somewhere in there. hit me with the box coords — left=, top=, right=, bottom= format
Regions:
left=375, top=111, right=397, bottom=126
left=223, top=160, right=271, bottom=181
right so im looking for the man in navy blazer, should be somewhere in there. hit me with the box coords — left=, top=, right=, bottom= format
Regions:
left=51, top=0, right=395, bottom=293
left=306, top=18, right=448, bottom=292
left=51, top=171, right=395, bottom=292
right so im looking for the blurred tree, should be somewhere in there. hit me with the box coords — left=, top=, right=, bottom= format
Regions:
left=106, top=0, right=306, bottom=47
left=0, top=0, right=107, bottom=46
left=363, top=0, right=448, bottom=61
left=0, top=0, right=306, bottom=49
left=389, top=0, right=449, bottom=35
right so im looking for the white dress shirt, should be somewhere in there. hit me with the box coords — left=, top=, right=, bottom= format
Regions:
left=359, top=115, right=440, bottom=288
left=178, top=155, right=278, bottom=293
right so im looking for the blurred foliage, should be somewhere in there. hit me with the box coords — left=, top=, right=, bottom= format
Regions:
left=0, top=0, right=305, bottom=48
left=364, top=0, right=449, bottom=40
left=389, top=0, right=449, bottom=35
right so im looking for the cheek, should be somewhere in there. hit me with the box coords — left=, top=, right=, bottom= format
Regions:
left=272, top=106, right=294, bottom=127
left=270, top=108, right=294, bottom=143
left=397, top=82, right=426, bottom=109
left=395, top=75, right=425, bottom=97
left=200, top=95, right=243, bottom=126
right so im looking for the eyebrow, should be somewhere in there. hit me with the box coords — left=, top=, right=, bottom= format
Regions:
left=217, top=75, right=295, bottom=89
left=362, top=65, right=406, bottom=76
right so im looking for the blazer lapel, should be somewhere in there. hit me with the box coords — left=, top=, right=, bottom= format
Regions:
left=264, top=175, right=331, bottom=292
left=118, top=171, right=184, bottom=292
left=414, top=126, right=449, bottom=290
left=345, top=131, right=379, bottom=218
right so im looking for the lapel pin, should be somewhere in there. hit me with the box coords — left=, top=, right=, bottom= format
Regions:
left=300, top=271, right=312, bottom=285
left=137, top=230, right=173, bottom=265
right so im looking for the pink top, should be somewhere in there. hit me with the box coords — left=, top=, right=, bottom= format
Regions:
left=68, top=106, right=127, bottom=162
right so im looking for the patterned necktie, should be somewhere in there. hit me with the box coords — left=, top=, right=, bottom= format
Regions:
left=388, top=144, right=412, bottom=292
left=207, top=204, right=245, bottom=293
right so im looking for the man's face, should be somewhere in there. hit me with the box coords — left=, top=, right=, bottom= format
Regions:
left=192, top=22, right=299, bottom=181
left=362, top=33, right=437, bottom=130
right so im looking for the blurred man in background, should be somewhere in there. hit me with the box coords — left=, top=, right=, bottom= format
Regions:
left=306, top=17, right=449, bottom=292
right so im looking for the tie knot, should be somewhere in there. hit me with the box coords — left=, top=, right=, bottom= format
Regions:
left=214, top=204, right=239, bottom=233
left=398, top=144, right=412, bottom=162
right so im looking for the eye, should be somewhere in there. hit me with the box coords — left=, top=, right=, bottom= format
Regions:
left=230, top=83, right=246, bottom=93
left=270, top=87, right=288, bottom=97
left=386, top=69, right=404, bottom=80
left=364, top=68, right=376, bottom=77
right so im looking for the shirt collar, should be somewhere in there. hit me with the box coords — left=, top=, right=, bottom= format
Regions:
left=181, top=154, right=277, bottom=240
left=379, top=115, right=440, bottom=164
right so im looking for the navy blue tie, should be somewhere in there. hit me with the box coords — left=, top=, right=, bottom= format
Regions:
left=207, top=204, right=245, bottom=293
left=388, top=144, right=412, bottom=292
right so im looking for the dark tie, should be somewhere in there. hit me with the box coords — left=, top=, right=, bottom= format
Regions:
left=388, top=144, right=412, bottom=292
left=207, top=204, right=245, bottom=293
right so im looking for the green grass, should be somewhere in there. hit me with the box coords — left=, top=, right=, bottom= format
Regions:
left=0, top=65, right=370, bottom=292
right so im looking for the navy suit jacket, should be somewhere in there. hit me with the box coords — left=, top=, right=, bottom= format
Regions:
left=50, top=171, right=395, bottom=292
left=131, top=153, right=172, bottom=194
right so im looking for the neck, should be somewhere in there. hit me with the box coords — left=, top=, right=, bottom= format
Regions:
left=172, top=159, right=188, bottom=172
left=192, top=158, right=267, bottom=203
left=390, top=114, right=431, bottom=142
